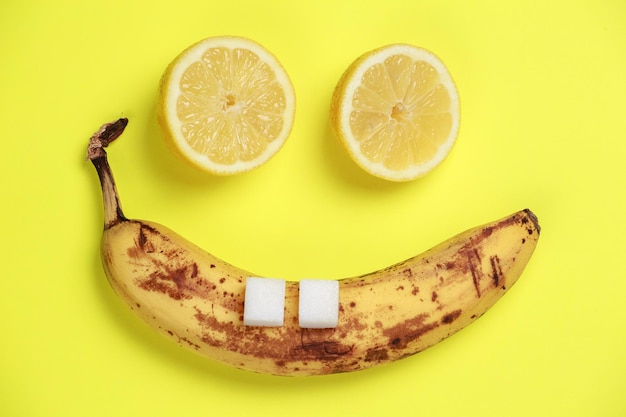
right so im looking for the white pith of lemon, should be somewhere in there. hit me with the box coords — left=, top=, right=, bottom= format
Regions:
left=330, top=44, right=460, bottom=182
left=157, top=36, right=296, bottom=175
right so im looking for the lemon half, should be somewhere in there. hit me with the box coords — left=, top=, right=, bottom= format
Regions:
left=330, top=44, right=460, bottom=181
left=157, top=36, right=296, bottom=175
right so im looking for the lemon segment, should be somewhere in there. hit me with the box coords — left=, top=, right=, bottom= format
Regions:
left=157, top=36, right=296, bottom=175
left=330, top=44, right=460, bottom=181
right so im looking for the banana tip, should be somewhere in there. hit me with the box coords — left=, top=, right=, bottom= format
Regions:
left=523, top=208, right=540, bottom=234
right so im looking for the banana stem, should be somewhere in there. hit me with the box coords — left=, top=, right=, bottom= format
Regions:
left=87, top=118, right=129, bottom=229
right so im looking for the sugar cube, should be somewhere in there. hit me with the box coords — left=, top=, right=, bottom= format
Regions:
left=299, top=279, right=339, bottom=328
left=243, top=277, right=286, bottom=327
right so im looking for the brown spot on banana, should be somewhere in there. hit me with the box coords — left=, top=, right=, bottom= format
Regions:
left=365, top=348, right=389, bottom=363
left=441, top=309, right=462, bottom=324
left=293, top=329, right=353, bottom=358
left=490, top=255, right=503, bottom=287
left=467, top=250, right=482, bottom=298
left=382, top=314, right=440, bottom=350
left=195, top=306, right=354, bottom=371
left=122, top=221, right=231, bottom=302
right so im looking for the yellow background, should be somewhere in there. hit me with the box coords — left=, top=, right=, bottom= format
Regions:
left=1, top=1, right=625, bottom=416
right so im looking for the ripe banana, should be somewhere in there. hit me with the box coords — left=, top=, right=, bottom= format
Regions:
left=87, top=118, right=540, bottom=377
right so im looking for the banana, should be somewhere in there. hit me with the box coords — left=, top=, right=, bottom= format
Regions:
left=87, top=118, right=540, bottom=377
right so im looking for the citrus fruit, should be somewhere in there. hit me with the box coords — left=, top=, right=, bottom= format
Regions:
left=330, top=44, right=460, bottom=181
left=157, top=36, right=296, bottom=175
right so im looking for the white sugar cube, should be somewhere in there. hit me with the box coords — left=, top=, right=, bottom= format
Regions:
left=243, top=277, right=286, bottom=327
left=299, top=279, right=339, bottom=328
